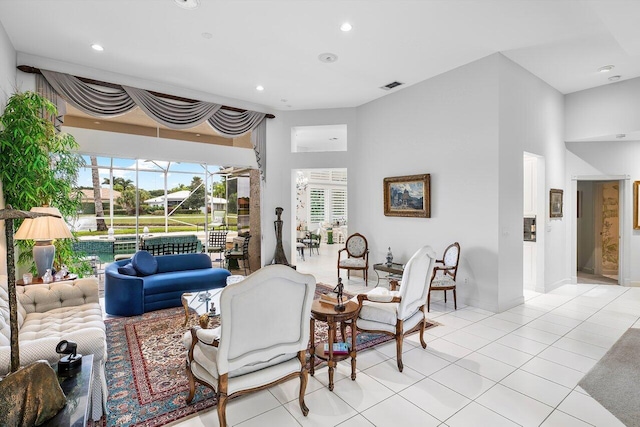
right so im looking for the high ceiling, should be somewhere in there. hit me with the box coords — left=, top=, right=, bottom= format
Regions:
left=1, top=0, right=639, bottom=112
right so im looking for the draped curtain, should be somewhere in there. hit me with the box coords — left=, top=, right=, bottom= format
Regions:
left=40, top=69, right=267, bottom=180
left=35, top=74, right=66, bottom=132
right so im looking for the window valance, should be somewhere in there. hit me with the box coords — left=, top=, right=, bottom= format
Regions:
left=37, top=69, right=268, bottom=180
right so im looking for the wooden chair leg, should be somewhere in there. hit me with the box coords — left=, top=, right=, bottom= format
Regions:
left=444, top=289, right=447, bottom=303
left=298, top=351, right=309, bottom=416
left=217, top=374, right=229, bottom=427
left=453, top=288, right=457, bottom=310
left=185, top=362, right=196, bottom=403
left=418, top=307, right=427, bottom=349
left=427, top=290, right=431, bottom=312
left=395, top=320, right=404, bottom=372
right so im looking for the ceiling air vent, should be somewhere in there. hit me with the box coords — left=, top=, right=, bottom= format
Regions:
left=380, top=81, right=403, bottom=91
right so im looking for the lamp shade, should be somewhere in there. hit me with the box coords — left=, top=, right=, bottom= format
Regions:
left=14, top=207, right=73, bottom=241
left=14, top=206, right=73, bottom=278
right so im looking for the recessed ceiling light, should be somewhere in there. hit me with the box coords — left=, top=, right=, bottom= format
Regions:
left=256, top=85, right=264, bottom=91
left=201, top=32, right=213, bottom=39
left=196, top=133, right=201, bottom=137
left=340, top=22, right=352, bottom=32
left=94, top=121, right=101, bottom=125
left=318, top=53, right=338, bottom=63
left=174, top=0, right=199, bottom=9
left=598, top=65, right=614, bottom=73
left=616, top=134, right=626, bottom=139
left=91, top=44, right=104, bottom=51
left=608, top=75, right=621, bottom=82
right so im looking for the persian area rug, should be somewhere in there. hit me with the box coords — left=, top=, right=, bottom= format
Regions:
left=91, top=283, right=437, bottom=426
left=578, top=328, right=640, bottom=427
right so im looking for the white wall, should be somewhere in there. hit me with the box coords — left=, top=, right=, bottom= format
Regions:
left=0, top=20, right=16, bottom=277
left=263, top=108, right=356, bottom=266
left=497, top=55, right=566, bottom=300
left=565, top=77, right=640, bottom=141
left=68, top=127, right=258, bottom=168
left=354, top=54, right=501, bottom=311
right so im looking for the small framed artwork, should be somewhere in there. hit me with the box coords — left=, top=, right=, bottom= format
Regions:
left=550, top=188, right=563, bottom=218
left=383, top=174, right=430, bottom=218
left=634, top=181, right=640, bottom=229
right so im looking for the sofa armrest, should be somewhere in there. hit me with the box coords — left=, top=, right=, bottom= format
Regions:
left=17, top=278, right=99, bottom=314
left=104, top=264, right=145, bottom=316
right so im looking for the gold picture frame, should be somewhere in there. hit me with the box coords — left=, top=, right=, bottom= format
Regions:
left=550, top=188, right=563, bottom=218
left=383, top=174, right=430, bottom=218
left=634, top=181, right=640, bottom=229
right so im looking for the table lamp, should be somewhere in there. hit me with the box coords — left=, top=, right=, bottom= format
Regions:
left=14, top=206, right=73, bottom=278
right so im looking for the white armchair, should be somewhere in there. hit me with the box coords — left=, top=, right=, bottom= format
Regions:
left=353, top=245, right=436, bottom=372
left=183, top=265, right=316, bottom=427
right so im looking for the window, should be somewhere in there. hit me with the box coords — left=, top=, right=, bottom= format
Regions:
left=291, top=124, right=347, bottom=152
left=331, top=189, right=347, bottom=223
left=309, top=188, right=326, bottom=224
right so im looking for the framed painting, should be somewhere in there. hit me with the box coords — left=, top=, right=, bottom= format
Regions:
left=634, top=181, right=640, bottom=229
left=550, top=188, right=563, bottom=218
left=383, top=174, right=430, bottom=218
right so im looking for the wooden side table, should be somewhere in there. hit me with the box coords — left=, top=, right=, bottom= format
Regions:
left=16, top=273, right=78, bottom=286
left=309, top=299, right=359, bottom=391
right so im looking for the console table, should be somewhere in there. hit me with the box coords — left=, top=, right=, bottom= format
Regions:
left=43, top=354, right=94, bottom=427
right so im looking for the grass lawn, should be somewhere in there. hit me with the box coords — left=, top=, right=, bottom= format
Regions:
left=74, top=214, right=238, bottom=237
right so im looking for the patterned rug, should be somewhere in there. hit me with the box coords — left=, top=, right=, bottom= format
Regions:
left=92, top=283, right=436, bottom=426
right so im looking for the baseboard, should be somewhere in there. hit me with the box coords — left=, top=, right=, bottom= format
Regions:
left=624, top=280, right=640, bottom=287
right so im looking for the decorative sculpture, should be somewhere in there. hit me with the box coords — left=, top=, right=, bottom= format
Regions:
left=386, top=247, right=394, bottom=266
left=272, top=207, right=291, bottom=266
left=333, top=278, right=345, bottom=312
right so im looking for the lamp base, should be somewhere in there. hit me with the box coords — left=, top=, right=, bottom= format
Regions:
left=57, top=354, right=82, bottom=373
left=33, top=240, right=55, bottom=278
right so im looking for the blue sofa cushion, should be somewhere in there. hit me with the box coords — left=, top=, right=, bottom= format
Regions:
left=117, top=262, right=137, bottom=276
left=131, top=250, right=158, bottom=276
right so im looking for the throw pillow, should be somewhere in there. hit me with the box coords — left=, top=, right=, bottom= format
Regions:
left=131, top=250, right=158, bottom=276
left=117, top=263, right=137, bottom=276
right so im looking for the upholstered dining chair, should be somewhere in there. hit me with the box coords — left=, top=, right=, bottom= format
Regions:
left=352, top=245, right=436, bottom=372
left=183, top=265, right=316, bottom=427
left=337, top=232, right=370, bottom=284
left=206, top=230, right=227, bottom=267
left=225, top=235, right=251, bottom=275
left=428, top=242, right=460, bottom=312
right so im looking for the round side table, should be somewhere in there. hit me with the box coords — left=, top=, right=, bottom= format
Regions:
left=309, top=299, right=359, bottom=391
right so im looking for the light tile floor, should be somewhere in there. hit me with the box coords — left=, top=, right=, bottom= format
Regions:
left=131, top=244, right=639, bottom=426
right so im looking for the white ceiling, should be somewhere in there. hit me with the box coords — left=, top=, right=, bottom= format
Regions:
left=1, top=0, right=640, bottom=112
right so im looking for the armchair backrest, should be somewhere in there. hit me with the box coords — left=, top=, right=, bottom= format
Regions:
left=345, top=233, right=368, bottom=258
left=441, top=242, right=460, bottom=279
left=216, top=265, right=316, bottom=375
left=398, top=245, right=437, bottom=319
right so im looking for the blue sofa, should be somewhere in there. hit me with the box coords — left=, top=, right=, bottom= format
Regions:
left=105, top=252, right=230, bottom=316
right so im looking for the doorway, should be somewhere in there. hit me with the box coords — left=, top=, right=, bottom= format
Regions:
left=292, top=168, right=347, bottom=283
left=576, top=180, right=620, bottom=284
